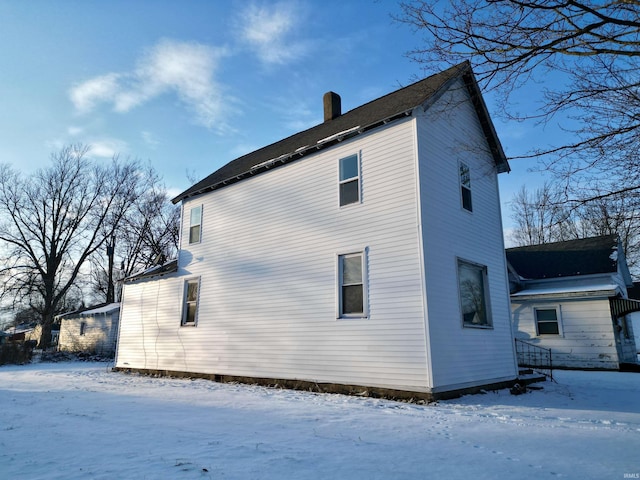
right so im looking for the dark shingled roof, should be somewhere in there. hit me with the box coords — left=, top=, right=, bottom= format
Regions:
left=173, top=61, right=509, bottom=204
left=506, top=235, right=619, bottom=280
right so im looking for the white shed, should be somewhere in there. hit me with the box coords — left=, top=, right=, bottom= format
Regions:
left=58, top=303, right=120, bottom=357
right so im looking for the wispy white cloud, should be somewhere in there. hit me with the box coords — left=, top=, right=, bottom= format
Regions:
left=67, top=126, right=84, bottom=136
left=89, top=139, right=128, bottom=158
left=69, top=73, right=122, bottom=114
left=141, top=131, right=160, bottom=149
left=69, top=39, right=230, bottom=131
left=237, top=1, right=308, bottom=65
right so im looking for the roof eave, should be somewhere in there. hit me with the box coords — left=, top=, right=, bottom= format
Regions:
left=461, top=70, right=510, bottom=174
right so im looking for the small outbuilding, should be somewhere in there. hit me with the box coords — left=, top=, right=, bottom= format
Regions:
left=58, top=303, right=120, bottom=357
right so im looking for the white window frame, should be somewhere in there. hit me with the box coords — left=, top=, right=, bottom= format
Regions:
left=189, top=205, right=203, bottom=244
left=459, top=161, right=472, bottom=212
left=181, top=277, right=201, bottom=326
left=338, top=153, right=361, bottom=207
left=457, top=258, right=492, bottom=328
left=337, top=249, right=368, bottom=319
left=534, top=306, right=563, bottom=336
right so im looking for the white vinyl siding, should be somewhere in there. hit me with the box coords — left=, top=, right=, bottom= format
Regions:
left=59, top=311, right=120, bottom=357
left=117, top=118, right=430, bottom=392
left=512, top=298, right=620, bottom=369
left=416, top=77, right=518, bottom=391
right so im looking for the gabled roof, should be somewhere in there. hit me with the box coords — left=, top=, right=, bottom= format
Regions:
left=506, top=235, right=620, bottom=280
left=173, top=61, right=509, bottom=204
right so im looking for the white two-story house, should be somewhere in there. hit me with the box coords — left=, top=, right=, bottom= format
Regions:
left=115, top=62, right=518, bottom=400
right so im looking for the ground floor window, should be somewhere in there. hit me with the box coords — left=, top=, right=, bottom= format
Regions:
left=457, top=259, right=492, bottom=327
left=338, top=251, right=367, bottom=318
left=182, top=278, right=200, bottom=326
left=534, top=307, right=561, bottom=335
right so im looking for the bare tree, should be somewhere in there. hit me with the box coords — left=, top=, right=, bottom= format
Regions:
left=574, top=191, right=640, bottom=272
left=509, top=183, right=577, bottom=246
left=0, top=145, right=145, bottom=348
left=397, top=1, right=640, bottom=197
left=89, top=170, right=179, bottom=303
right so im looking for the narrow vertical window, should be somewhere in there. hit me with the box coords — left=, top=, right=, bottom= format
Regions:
left=535, top=308, right=560, bottom=335
left=182, top=278, right=200, bottom=326
left=339, top=252, right=366, bottom=317
left=459, top=162, right=472, bottom=212
left=189, top=205, right=202, bottom=244
left=80, top=322, right=86, bottom=336
left=339, top=154, right=360, bottom=206
left=458, top=259, right=491, bottom=327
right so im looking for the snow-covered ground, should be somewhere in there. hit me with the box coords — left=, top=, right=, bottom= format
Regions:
left=1, top=362, right=639, bottom=479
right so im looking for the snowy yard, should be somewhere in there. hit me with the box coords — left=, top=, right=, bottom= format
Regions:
left=1, top=362, right=639, bottom=480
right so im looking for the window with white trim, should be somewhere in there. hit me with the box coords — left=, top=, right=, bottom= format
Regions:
left=181, top=278, right=200, bottom=326
left=339, top=154, right=360, bottom=206
left=458, top=259, right=492, bottom=327
left=534, top=307, right=561, bottom=335
left=189, top=205, right=202, bottom=244
left=338, top=251, right=367, bottom=318
left=459, top=162, right=472, bottom=212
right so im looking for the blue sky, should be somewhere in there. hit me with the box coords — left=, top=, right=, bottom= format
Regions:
left=0, top=0, right=555, bottom=234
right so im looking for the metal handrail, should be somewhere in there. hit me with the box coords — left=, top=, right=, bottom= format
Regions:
left=515, top=338, right=554, bottom=381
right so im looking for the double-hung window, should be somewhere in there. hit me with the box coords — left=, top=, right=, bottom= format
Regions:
left=535, top=307, right=561, bottom=335
left=458, top=259, right=492, bottom=327
left=339, top=154, right=360, bottom=206
left=338, top=251, right=367, bottom=318
left=459, top=162, right=472, bottom=212
left=182, top=278, right=200, bottom=326
left=189, top=205, right=202, bottom=244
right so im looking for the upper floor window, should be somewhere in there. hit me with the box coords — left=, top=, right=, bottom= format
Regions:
left=459, top=162, right=472, bottom=212
left=338, top=251, right=367, bottom=318
left=189, top=205, right=202, bottom=244
left=458, top=259, right=491, bottom=327
left=535, top=307, right=561, bottom=335
left=182, top=278, right=200, bottom=326
left=339, top=154, right=360, bottom=206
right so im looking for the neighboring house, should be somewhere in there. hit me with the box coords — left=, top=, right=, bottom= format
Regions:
left=2, top=324, right=37, bottom=342
left=626, top=282, right=640, bottom=355
left=507, top=235, right=639, bottom=370
left=1, top=323, right=58, bottom=348
left=115, top=62, right=519, bottom=400
left=58, top=303, right=120, bottom=357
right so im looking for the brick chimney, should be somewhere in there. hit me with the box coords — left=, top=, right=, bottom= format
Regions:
left=323, top=91, right=341, bottom=122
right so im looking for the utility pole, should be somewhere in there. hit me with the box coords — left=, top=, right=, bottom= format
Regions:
left=106, top=235, right=116, bottom=304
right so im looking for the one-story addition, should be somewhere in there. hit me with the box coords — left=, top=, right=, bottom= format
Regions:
left=115, top=62, right=519, bottom=400
left=507, top=235, right=639, bottom=370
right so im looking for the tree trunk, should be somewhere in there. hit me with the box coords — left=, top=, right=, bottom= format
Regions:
left=38, top=314, right=54, bottom=350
